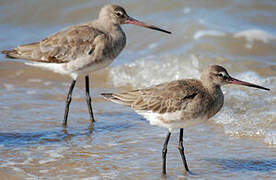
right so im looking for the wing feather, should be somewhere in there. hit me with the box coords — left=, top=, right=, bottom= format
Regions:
left=2, top=24, right=105, bottom=63
left=103, top=80, right=203, bottom=114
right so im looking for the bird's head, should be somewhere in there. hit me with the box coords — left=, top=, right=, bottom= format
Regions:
left=201, top=65, right=270, bottom=91
left=99, top=5, right=171, bottom=34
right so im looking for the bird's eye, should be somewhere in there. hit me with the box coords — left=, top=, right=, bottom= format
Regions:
left=217, top=73, right=224, bottom=77
left=116, top=12, right=123, bottom=17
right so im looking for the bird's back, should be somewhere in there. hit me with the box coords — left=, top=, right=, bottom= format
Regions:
left=2, top=23, right=105, bottom=63
left=2, top=20, right=127, bottom=77
left=102, top=79, right=224, bottom=128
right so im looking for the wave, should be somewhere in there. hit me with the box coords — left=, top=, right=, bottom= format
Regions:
left=192, top=28, right=275, bottom=49
left=109, top=54, right=201, bottom=88
left=234, top=29, right=275, bottom=43
left=233, top=29, right=275, bottom=48
left=194, top=30, right=226, bottom=40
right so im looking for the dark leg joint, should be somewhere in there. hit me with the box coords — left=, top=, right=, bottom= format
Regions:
left=66, top=95, right=72, bottom=104
left=86, top=93, right=91, bottom=102
left=162, top=132, right=171, bottom=176
left=162, top=147, right=168, bottom=156
left=85, top=75, right=95, bottom=123
left=162, top=147, right=168, bottom=175
left=178, top=128, right=190, bottom=173
left=178, top=141, right=184, bottom=151
left=63, top=80, right=76, bottom=127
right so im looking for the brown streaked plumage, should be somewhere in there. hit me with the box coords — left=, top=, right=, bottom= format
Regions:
left=1, top=4, right=171, bottom=127
left=102, top=65, right=270, bottom=175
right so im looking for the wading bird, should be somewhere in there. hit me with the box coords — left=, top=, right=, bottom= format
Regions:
left=1, top=4, right=171, bottom=127
left=102, top=65, right=270, bottom=175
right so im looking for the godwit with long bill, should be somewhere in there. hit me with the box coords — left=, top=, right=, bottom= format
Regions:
left=102, top=65, right=270, bottom=175
left=1, top=4, right=171, bottom=127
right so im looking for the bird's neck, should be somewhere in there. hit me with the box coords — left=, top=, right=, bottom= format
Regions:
left=200, top=74, right=221, bottom=96
left=207, top=84, right=221, bottom=95
left=93, top=19, right=125, bottom=41
left=110, top=24, right=125, bottom=40
left=201, top=79, right=223, bottom=100
left=205, top=83, right=223, bottom=98
left=91, top=19, right=126, bottom=58
left=94, top=18, right=121, bottom=32
left=204, top=84, right=224, bottom=119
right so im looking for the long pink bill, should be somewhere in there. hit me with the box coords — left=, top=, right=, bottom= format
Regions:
left=126, top=17, right=171, bottom=34
left=228, top=77, right=270, bottom=91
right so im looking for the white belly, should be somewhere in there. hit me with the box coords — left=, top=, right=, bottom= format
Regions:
left=76, top=58, right=113, bottom=75
left=136, top=110, right=208, bottom=130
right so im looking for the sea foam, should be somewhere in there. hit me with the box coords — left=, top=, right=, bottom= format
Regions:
left=194, top=30, right=226, bottom=40
left=233, top=29, right=275, bottom=48
left=109, top=54, right=200, bottom=89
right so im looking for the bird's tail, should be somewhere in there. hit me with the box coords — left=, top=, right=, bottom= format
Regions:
left=1, top=42, right=40, bottom=60
left=101, top=92, right=141, bottom=108
left=1, top=49, right=19, bottom=59
left=101, top=93, right=122, bottom=104
left=101, top=93, right=114, bottom=99
left=101, top=92, right=129, bottom=106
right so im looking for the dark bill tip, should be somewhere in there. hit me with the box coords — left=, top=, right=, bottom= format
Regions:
left=228, top=77, right=270, bottom=91
left=126, top=17, right=171, bottom=34
left=146, top=25, right=172, bottom=34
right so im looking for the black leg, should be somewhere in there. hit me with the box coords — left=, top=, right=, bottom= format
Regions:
left=63, top=79, right=76, bottom=127
left=178, top=128, right=190, bottom=173
left=85, top=75, right=95, bottom=123
left=162, top=131, right=171, bottom=175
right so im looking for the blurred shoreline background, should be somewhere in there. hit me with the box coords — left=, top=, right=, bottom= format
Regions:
left=0, top=0, right=275, bottom=179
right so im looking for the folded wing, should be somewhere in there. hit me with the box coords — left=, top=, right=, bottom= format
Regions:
left=102, top=80, right=202, bottom=114
left=2, top=24, right=105, bottom=63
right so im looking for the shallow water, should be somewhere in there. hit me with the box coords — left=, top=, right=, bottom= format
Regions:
left=0, top=0, right=275, bottom=179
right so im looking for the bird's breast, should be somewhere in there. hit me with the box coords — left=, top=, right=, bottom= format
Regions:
left=107, top=34, right=126, bottom=59
left=207, top=88, right=224, bottom=119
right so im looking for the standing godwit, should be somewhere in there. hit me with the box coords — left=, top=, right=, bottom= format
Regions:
left=101, top=65, right=270, bottom=175
left=1, top=4, right=171, bottom=127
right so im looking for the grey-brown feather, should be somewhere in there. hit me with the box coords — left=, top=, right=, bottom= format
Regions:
left=1, top=50, right=18, bottom=59
left=1, top=25, right=106, bottom=64
left=102, top=80, right=216, bottom=114
left=40, top=25, right=105, bottom=62
left=101, top=93, right=114, bottom=99
left=102, top=79, right=224, bottom=120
